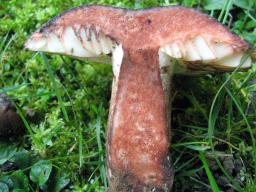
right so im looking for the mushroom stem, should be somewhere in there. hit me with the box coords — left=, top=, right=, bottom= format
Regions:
left=107, top=49, right=173, bottom=191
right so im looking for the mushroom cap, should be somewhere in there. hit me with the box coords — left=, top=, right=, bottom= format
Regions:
left=25, top=5, right=254, bottom=71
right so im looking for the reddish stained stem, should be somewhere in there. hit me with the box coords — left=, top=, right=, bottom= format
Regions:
left=107, top=49, right=173, bottom=191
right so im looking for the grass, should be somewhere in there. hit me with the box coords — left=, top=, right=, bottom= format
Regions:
left=0, top=0, right=256, bottom=191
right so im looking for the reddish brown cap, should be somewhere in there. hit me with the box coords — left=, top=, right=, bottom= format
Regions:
left=25, top=5, right=253, bottom=71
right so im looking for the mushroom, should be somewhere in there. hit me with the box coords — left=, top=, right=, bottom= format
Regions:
left=25, top=5, right=254, bottom=191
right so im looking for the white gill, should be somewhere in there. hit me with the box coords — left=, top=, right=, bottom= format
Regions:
left=26, top=26, right=116, bottom=59
left=63, top=26, right=96, bottom=57
left=193, top=36, right=215, bottom=60
left=217, top=53, right=252, bottom=68
left=79, top=27, right=95, bottom=54
left=169, top=43, right=182, bottom=58
left=99, top=36, right=113, bottom=54
left=159, top=35, right=252, bottom=69
left=47, top=33, right=65, bottom=53
left=25, top=36, right=47, bottom=51
left=90, top=30, right=102, bottom=55
left=211, top=43, right=234, bottom=59
left=185, top=41, right=201, bottom=61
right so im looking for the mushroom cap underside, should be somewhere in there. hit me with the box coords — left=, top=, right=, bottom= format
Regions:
left=25, top=5, right=254, bottom=71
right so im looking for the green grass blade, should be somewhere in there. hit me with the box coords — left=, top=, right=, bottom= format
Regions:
left=95, top=117, right=107, bottom=188
left=0, top=33, right=15, bottom=64
left=78, top=123, right=84, bottom=168
left=222, top=0, right=233, bottom=24
left=207, top=55, right=251, bottom=192
left=40, top=53, right=69, bottom=122
left=199, top=151, right=220, bottom=192
left=0, top=83, right=29, bottom=94
left=218, top=0, right=228, bottom=21
left=224, top=86, right=256, bottom=174
left=15, top=103, right=34, bottom=137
